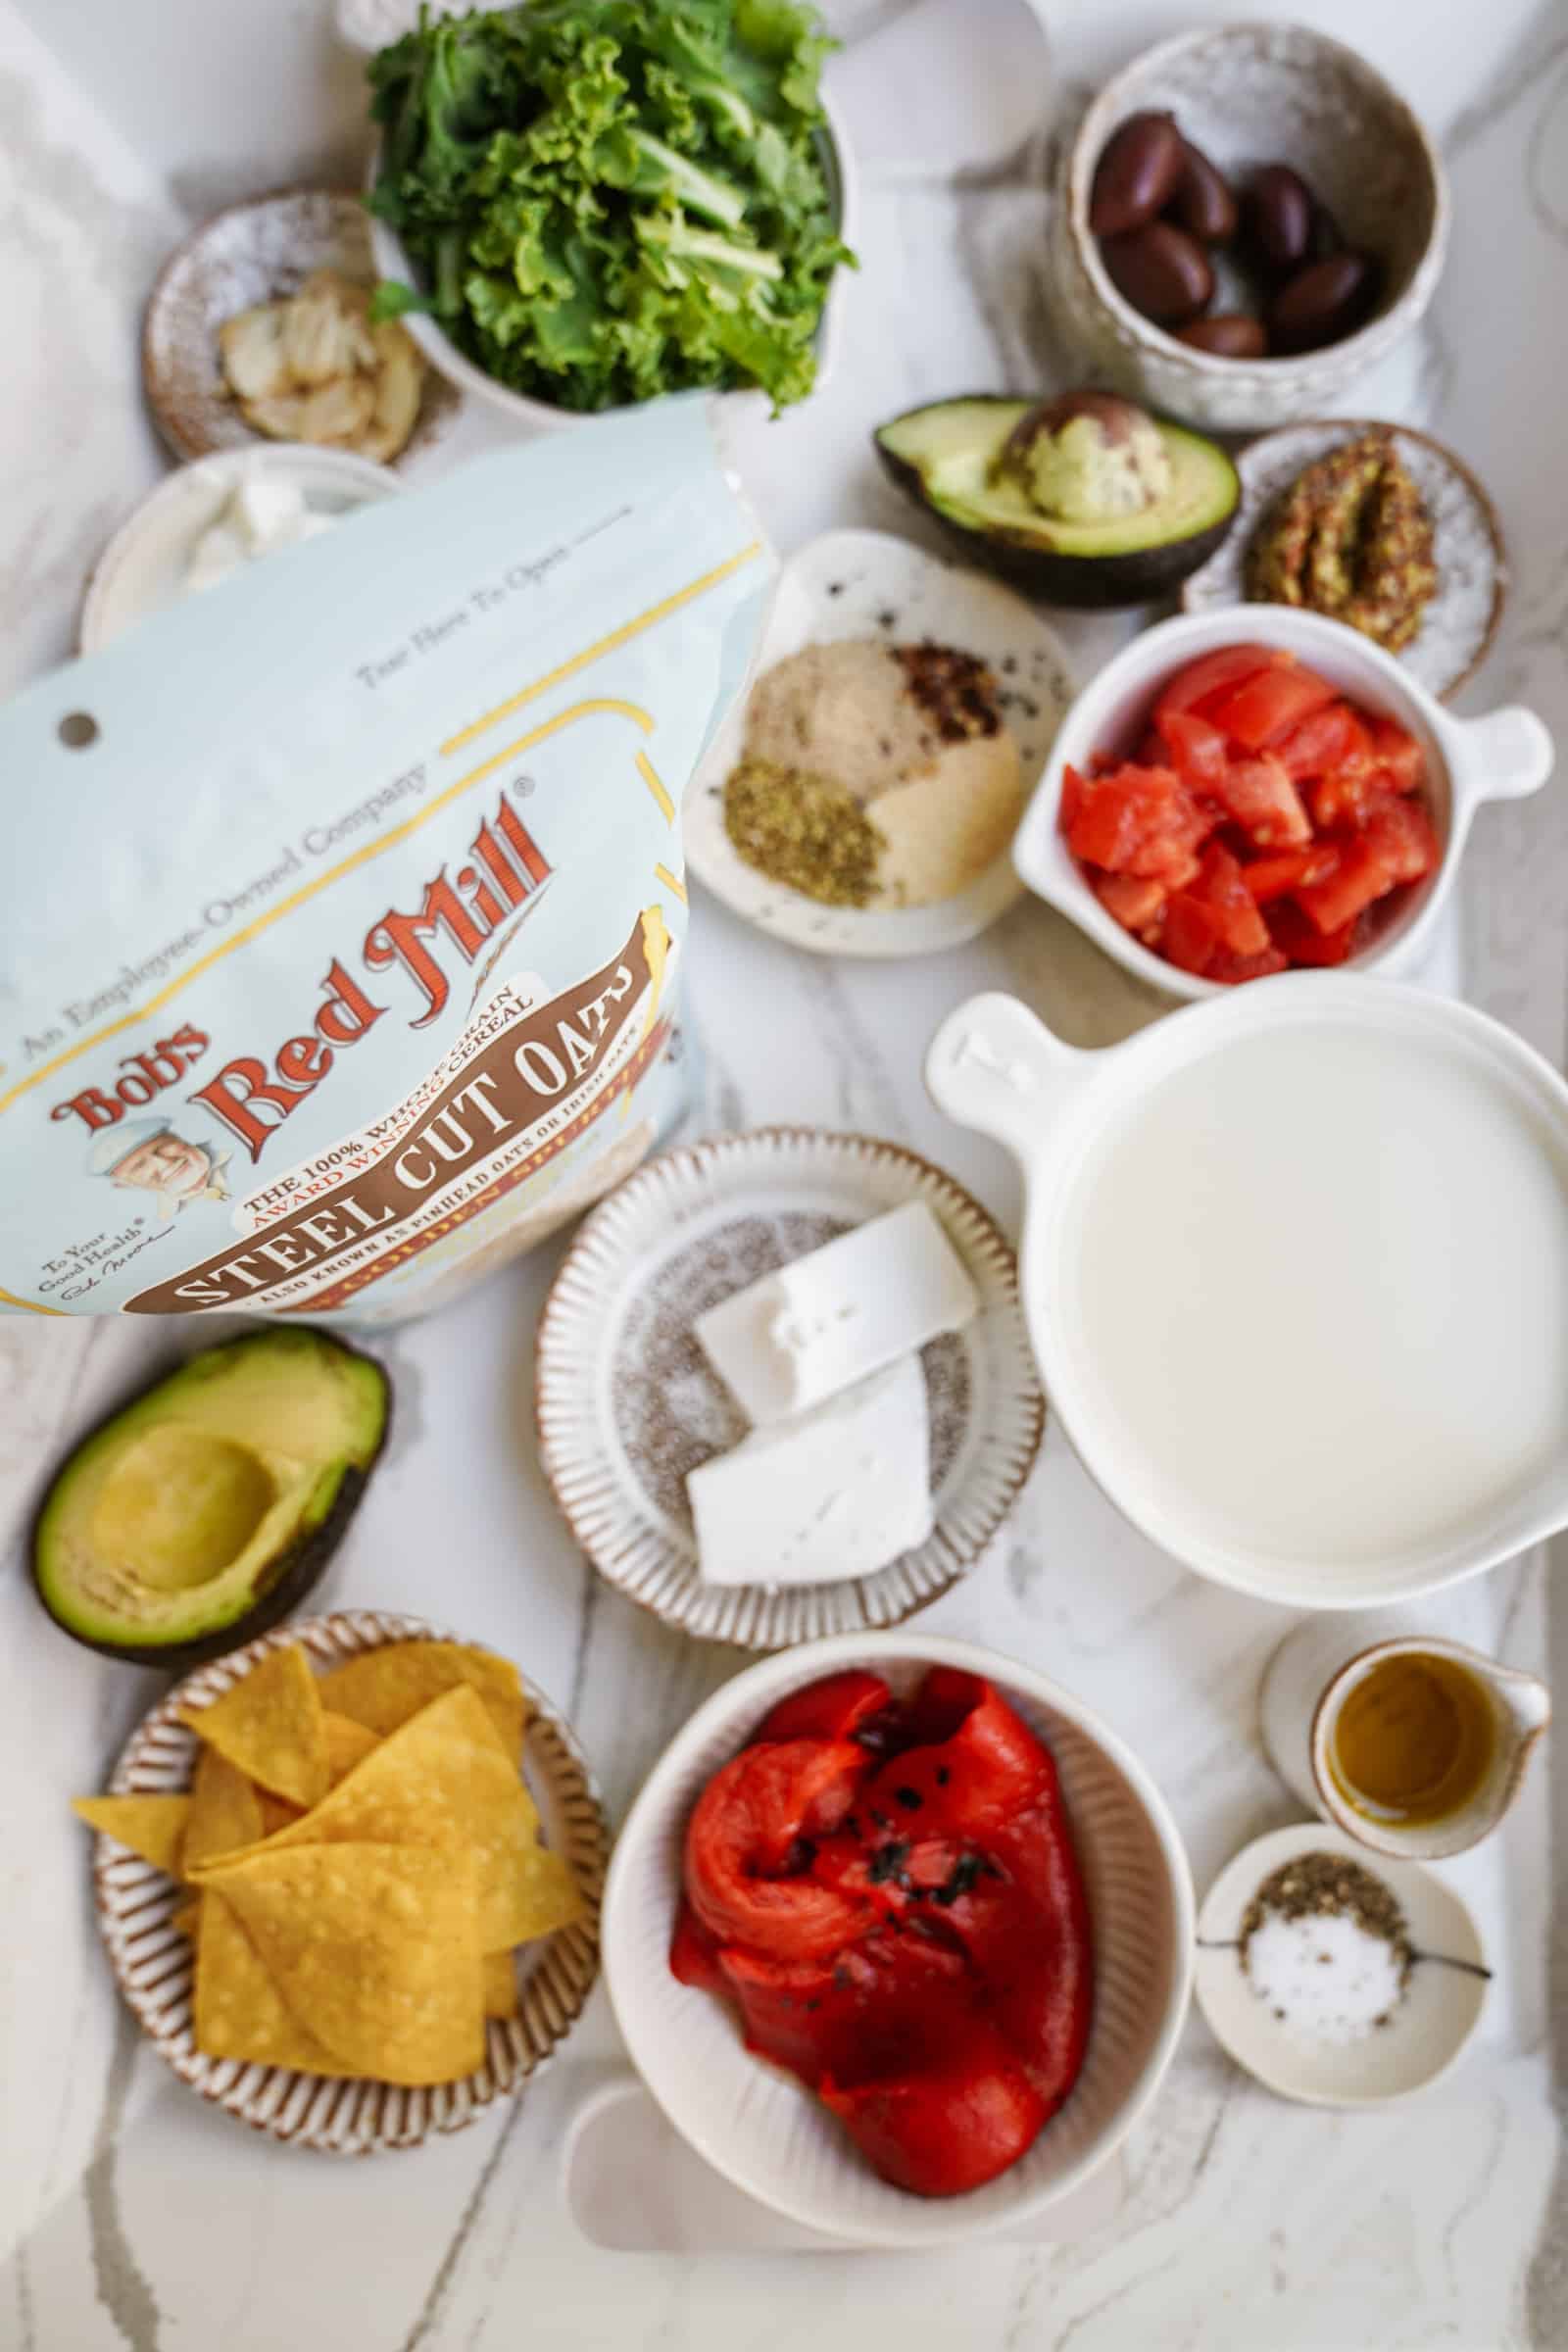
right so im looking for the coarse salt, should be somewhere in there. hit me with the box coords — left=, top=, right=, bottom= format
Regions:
left=1244, top=1905, right=1406, bottom=2043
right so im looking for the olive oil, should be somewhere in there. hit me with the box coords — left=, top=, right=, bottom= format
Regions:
left=1329, top=1652, right=1496, bottom=1827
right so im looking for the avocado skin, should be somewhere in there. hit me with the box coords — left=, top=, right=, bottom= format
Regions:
left=30, top=1328, right=390, bottom=1672
left=874, top=392, right=1237, bottom=610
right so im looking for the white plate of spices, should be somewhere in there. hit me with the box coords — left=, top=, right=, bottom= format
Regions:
left=684, top=528, right=1075, bottom=958
left=1195, top=1824, right=1489, bottom=2108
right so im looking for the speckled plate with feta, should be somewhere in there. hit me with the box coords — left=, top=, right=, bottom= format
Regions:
left=533, top=1126, right=1044, bottom=1648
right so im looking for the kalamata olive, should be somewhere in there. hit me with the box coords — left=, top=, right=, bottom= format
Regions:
left=1267, top=250, right=1380, bottom=353
left=1176, top=314, right=1269, bottom=358
left=1243, top=164, right=1315, bottom=274
left=1308, top=199, right=1345, bottom=264
left=1168, top=138, right=1238, bottom=244
left=1102, top=220, right=1214, bottom=326
left=1090, top=112, right=1184, bottom=238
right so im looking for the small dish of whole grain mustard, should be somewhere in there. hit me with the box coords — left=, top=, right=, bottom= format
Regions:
left=685, top=529, right=1075, bottom=960
left=1183, top=418, right=1507, bottom=699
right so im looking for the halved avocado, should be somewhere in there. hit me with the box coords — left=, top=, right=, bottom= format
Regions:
left=32, top=1329, right=389, bottom=1669
left=874, top=391, right=1240, bottom=609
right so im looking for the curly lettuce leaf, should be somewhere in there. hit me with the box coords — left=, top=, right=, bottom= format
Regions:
left=367, top=0, right=851, bottom=414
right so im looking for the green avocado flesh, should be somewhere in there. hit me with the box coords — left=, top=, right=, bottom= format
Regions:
left=877, top=398, right=1238, bottom=561
left=34, top=1329, right=388, bottom=1658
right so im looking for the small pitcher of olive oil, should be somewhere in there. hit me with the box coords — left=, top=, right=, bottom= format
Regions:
left=1260, top=1615, right=1550, bottom=1860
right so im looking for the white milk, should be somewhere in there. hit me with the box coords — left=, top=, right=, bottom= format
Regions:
left=1056, top=1024, right=1568, bottom=1568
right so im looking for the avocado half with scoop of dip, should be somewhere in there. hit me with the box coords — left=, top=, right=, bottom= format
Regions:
left=32, top=1329, right=389, bottom=1667
left=874, top=390, right=1240, bottom=608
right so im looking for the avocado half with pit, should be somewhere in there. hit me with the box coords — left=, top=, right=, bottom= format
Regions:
left=32, top=1328, right=389, bottom=1669
left=874, top=390, right=1240, bottom=609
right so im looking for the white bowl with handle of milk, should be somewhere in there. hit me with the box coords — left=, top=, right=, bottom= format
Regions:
left=926, top=975, right=1568, bottom=1609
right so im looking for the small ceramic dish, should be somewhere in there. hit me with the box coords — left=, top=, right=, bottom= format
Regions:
left=364, top=101, right=856, bottom=432
left=533, top=1126, right=1044, bottom=1649
left=1008, top=604, right=1551, bottom=1004
left=684, top=528, right=1076, bottom=958
left=79, top=445, right=400, bottom=655
left=1195, top=1825, right=1488, bottom=2107
left=601, top=1629, right=1195, bottom=2248
left=1181, top=419, right=1508, bottom=701
left=143, top=189, right=457, bottom=466
left=87, top=1609, right=609, bottom=2154
left=1051, top=24, right=1448, bottom=433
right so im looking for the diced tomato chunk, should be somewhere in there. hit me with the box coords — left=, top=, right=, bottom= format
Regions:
left=1212, top=753, right=1311, bottom=848
left=1153, top=643, right=1285, bottom=726
left=1307, top=767, right=1375, bottom=832
left=1360, top=790, right=1440, bottom=885
left=1095, top=871, right=1170, bottom=936
left=1190, top=844, right=1270, bottom=956
left=1267, top=901, right=1360, bottom=966
left=1065, top=761, right=1212, bottom=878
left=1155, top=706, right=1229, bottom=793
left=1242, top=845, right=1339, bottom=903
left=1160, top=892, right=1221, bottom=976
left=1208, top=945, right=1289, bottom=985
left=1058, top=762, right=1084, bottom=831
left=1209, top=662, right=1340, bottom=752
left=1294, top=838, right=1396, bottom=934
left=1270, top=700, right=1371, bottom=782
left=1365, top=713, right=1424, bottom=792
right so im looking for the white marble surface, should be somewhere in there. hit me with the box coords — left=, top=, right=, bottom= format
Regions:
left=2, top=1, right=1565, bottom=2346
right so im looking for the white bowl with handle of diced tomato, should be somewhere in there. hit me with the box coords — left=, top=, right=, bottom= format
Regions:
left=1010, top=606, right=1551, bottom=999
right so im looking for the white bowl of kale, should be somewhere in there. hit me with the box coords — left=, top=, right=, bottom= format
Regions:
left=365, top=0, right=857, bottom=425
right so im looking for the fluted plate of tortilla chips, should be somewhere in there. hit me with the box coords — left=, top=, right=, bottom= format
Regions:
left=75, top=1611, right=609, bottom=2152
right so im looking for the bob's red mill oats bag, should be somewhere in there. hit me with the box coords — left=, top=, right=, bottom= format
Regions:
left=0, top=400, right=769, bottom=1323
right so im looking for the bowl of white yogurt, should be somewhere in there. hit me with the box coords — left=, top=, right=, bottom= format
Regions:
left=79, top=445, right=400, bottom=654
left=927, top=976, right=1568, bottom=1608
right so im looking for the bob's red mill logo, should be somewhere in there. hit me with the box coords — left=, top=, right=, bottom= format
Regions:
left=48, top=790, right=550, bottom=1164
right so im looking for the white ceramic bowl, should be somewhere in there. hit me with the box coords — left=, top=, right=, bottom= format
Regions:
left=1195, top=1825, right=1487, bottom=2107
left=80, top=445, right=401, bottom=655
left=1052, top=24, right=1448, bottom=433
left=602, top=1630, right=1194, bottom=2248
left=1009, top=605, right=1552, bottom=1004
left=926, top=977, right=1568, bottom=1610
left=366, top=103, right=856, bottom=431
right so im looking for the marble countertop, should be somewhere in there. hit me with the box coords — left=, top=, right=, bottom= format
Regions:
left=1, top=1, right=1564, bottom=2345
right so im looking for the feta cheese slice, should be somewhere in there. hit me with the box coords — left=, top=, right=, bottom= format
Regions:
left=688, top=1356, right=932, bottom=1588
left=693, top=1200, right=978, bottom=1427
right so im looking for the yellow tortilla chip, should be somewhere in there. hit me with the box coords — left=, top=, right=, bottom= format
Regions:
left=511, top=1843, right=586, bottom=1942
left=323, top=1710, right=380, bottom=1782
left=72, top=1794, right=191, bottom=1877
left=258, top=1792, right=302, bottom=1838
left=193, top=1686, right=546, bottom=1952
left=183, top=1746, right=266, bottom=1872
left=483, top=1950, right=518, bottom=2021
left=172, top=1896, right=202, bottom=1938
left=180, top=1645, right=329, bottom=1808
left=194, top=1889, right=358, bottom=2077
left=318, top=1642, right=525, bottom=1759
left=208, top=1843, right=484, bottom=2084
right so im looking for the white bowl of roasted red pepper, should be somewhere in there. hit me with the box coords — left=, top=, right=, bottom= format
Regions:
left=1050, top=24, right=1448, bottom=432
left=601, top=1632, right=1194, bottom=2247
left=1007, top=606, right=1550, bottom=1001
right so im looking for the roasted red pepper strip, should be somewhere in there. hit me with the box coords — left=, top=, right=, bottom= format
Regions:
left=682, top=1737, right=872, bottom=1960
left=672, top=1669, right=1094, bottom=2199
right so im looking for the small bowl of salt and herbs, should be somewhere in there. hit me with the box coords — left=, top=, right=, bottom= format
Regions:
left=1195, top=1824, right=1488, bottom=2108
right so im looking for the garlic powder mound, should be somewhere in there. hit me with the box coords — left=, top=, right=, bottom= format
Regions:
left=867, top=731, right=1024, bottom=906
left=742, top=643, right=933, bottom=806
